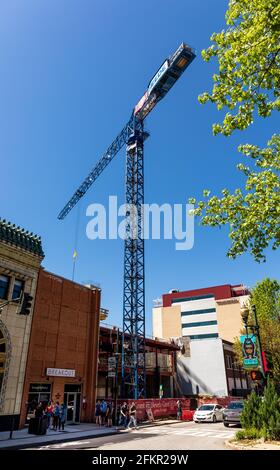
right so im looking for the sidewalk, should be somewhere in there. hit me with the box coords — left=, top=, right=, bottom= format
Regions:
left=0, top=419, right=179, bottom=450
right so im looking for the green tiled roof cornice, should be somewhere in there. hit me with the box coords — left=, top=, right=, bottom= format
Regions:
left=0, top=218, right=44, bottom=257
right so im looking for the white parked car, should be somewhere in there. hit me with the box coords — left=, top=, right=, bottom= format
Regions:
left=193, top=404, right=224, bottom=423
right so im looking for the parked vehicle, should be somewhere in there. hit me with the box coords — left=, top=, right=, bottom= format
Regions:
left=223, top=401, right=244, bottom=427
left=193, top=404, right=224, bottom=423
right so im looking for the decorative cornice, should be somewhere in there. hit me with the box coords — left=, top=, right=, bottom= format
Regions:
left=0, top=218, right=44, bottom=258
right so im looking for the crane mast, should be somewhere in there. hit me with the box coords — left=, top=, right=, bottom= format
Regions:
left=58, top=43, right=196, bottom=399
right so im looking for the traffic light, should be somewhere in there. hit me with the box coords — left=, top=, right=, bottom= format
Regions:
left=18, top=292, right=33, bottom=315
left=250, top=370, right=263, bottom=381
left=262, top=351, right=273, bottom=373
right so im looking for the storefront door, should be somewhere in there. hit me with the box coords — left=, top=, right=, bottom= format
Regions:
left=64, top=384, right=81, bottom=423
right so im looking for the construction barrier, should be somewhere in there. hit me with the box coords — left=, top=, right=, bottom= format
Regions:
left=115, top=396, right=242, bottom=422
left=181, top=409, right=195, bottom=421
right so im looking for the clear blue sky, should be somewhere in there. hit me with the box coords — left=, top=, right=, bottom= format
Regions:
left=1, top=1, right=279, bottom=334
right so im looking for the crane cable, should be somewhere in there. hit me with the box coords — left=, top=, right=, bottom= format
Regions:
left=72, top=204, right=81, bottom=281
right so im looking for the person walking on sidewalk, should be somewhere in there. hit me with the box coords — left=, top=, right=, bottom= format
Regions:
left=100, top=400, right=107, bottom=425
left=119, top=402, right=128, bottom=428
left=95, top=400, right=102, bottom=426
left=177, top=400, right=182, bottom=420
left=106, top=402, right=113, bottom=427
left=52, top=402, right=60, bottom=431
left=46, top=401, right=54, bottom=429
left=127, top=402, right=138, bottom=430
left=59, top=403, right=67, bottom=431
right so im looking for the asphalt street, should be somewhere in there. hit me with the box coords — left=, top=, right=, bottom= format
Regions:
left=26, top=421, right=238, bottom=451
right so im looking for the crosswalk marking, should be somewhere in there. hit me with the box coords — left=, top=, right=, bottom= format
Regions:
left=137, top=426, right=235, bottom=440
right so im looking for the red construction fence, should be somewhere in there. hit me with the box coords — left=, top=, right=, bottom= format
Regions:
left=116, top=396, right=242, bottom=422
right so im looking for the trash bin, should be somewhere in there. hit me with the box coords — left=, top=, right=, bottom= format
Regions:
left=28, top=416, right=47, bottom=435
left=28, top=417, right=40, bottom=434
left=38, top=416, right=48, bottom=435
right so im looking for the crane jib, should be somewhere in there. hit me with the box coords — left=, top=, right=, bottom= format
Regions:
left=58, top=43, right=195, bottom=220
left=57, top=116, right=140, bottom=220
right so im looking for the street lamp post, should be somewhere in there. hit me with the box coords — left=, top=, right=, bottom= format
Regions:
left=113, top=327, right=120, bottom=426
left=240, top=303, right=266, bottom=389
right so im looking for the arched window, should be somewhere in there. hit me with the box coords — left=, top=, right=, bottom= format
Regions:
left=0, top=330, right=6, bottom=394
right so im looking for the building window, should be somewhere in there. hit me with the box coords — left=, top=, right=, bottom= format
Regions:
left=12, top=279, right=24, bottom=301
left=226, top=355, right=233, bottom=369
left=189, top=333, right=219, bottom=340
left=0, top=275, right=9, bottom=300
left=172, top=294, right=214, bottom=304
left=26, top=383, right=52, bottom=423
left=182, top=320, right=218, bottom=328
left=181, top=308, right=216, bottom=317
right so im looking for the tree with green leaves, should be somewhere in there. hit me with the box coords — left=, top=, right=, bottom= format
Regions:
left=190, top=0, right=280, bottom=262
left=240, top=390, right=262, bottom=430
left=239, top=379, right=280, bottom=440
left=261, top=377, right=280, bottom=439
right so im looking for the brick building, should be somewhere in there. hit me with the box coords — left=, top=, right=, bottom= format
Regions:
left=20, top=268, right=100, bottom=427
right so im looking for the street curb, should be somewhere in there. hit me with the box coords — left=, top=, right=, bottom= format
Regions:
left=0, top=420, right=181, bottom=450
left=225, top=439, right=280, bottom=451
left=225, top=439, right=246, bottom=451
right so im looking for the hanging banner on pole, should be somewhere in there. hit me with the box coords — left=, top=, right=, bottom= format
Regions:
left=240, top=334, right=259, bottom=369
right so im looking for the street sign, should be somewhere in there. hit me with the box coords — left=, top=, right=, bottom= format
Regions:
left=108, top=357, right=116, bottom=370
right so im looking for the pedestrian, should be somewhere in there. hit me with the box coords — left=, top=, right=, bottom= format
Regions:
left=119, top=402, right=128, bottom=428
left=177, top=400, right=182, bottom=420
left=100, top=399, right=107, bottom=425
left=127, top=402, right=138, bottom=430
left=46, top=400, right=54, bottom=429
left=106, top=402, right=113, bottom=427
left=95, top=400, right=102, bottom=426
left=59, top=403, right=67, bottom=431
left=53, top=402, right=60, bottom=431
left=35, top=402, right=44, bottom=418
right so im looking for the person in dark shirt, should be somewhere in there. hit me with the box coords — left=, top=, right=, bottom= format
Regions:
left=35, top=402, right=44, bottom=418
left=177, top=400, right=182, bottom=420
left=120, top=402, right=128, bottom=427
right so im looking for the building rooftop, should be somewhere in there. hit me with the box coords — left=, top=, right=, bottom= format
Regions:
left=100, top=323, right=179, bottom=350
left=0, top=218, right=44, bottom=257
left=162, top=283, right=249, bottom=307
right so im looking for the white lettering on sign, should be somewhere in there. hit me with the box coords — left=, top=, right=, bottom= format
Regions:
left=148, top=60, right=168, bottom=95
left=46, top=368, right=76, bottom=378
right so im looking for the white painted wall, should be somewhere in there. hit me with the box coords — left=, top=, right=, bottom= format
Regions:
left=182, top=324, right=219, bottom=337
left=177, top=297, right=216, bottom=312
left=181, top=312, right=217, bottom=324
left=176, top=337, right=228, bottom=397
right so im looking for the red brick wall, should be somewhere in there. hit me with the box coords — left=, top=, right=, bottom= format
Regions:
left=163, top=285, right=234, bottom=307
left=19, top=269, right=100, bottom=427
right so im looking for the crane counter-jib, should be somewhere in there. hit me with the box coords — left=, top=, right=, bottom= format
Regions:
left=133, top=42, right=196, bottom=121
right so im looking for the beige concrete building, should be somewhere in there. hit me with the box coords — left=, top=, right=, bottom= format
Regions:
left=152, top=284, right=250, bottom=397
left=0, top=219, right=44, bottom=430
left=153, top=284, right=249, bottom=344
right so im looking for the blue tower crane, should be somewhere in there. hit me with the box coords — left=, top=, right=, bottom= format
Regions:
left=58, top=43, right=196, bottom=399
